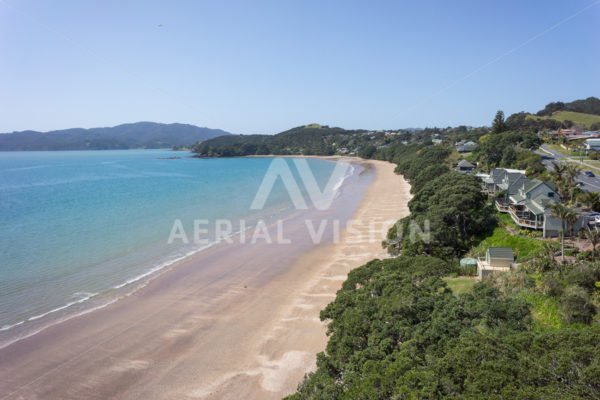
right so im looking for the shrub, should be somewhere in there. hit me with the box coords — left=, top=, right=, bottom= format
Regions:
left=565, top=263, right=600, bottom=293
left=486, top=269, right=535, bottom=297
left=577, top=250, right=592, bottom=261
left=540, top=274, right=565, bottom=297
left=564, top=247, right=580, bottom=257
left=559, top=285, right=597, bottom=324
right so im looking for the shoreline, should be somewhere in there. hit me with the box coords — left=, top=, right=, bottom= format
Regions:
left=0, top=154, right=357, bottom=349
left=0, top=158, right=411, bottom=400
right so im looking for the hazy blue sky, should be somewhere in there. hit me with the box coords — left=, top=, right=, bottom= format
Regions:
left=1, top=0, right=599, bottom=134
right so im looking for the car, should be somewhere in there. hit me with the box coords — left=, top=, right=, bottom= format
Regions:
left=585, top=171, right=595, bottom=177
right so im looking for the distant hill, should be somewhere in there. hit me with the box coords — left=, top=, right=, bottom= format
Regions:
left=525, top=110, right=600, bottom=129
left=191, top=124, right=372, bottom=157
left=0, top=122, right=231, bottom=151
left=506, top=97, right=600, bottom=131
left=536, top=96, right=600, bottom=117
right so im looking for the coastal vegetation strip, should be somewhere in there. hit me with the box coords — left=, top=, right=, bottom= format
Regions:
left=281, top=104, right=600, bottom=398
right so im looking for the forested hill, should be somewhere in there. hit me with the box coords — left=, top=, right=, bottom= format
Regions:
left=536, top=96, right=600, bottom=116
left=192, top=124, right=367, bottom=157
left=0, top=122, right=231, bottom=151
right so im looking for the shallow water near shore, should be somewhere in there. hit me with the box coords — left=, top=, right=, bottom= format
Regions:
left=0, top=149, right=366, bottom=347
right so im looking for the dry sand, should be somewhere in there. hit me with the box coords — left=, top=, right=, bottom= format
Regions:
left=0, top=159, right=410, bottom=400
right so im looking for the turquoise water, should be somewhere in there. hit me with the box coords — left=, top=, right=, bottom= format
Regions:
left=0, top=150, right=354, bottom=346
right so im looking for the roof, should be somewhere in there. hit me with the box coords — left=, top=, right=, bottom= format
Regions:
left=506, top=172, right=524, bottom=187
left=523, top=179, right=539, bottom=192
left=507, top=175, right=526, bottom=195
left=532, top=193, right=555, bottom=208
left=543, top=214, right=564, bottom=231
left=510, top=193, right=525, bottom=203
left=457, top=160, right=475, bottom=168
left=487, top=247, right=514, bottom=260
left=523, top=199, right=546, bottom=215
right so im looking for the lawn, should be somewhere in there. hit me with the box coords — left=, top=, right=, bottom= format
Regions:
left=527, top=111, right=600, bottom=129
left=443, top=277, right=476, bottom=295
left=473, top=226, right=545, bottom=262
left=496, top=210, right=517, bottom=228
left=544, top=143, right=584, bottom=157
left=562, top=158, right=600, bottom=174
left=522, top=292, right=564, bottom=332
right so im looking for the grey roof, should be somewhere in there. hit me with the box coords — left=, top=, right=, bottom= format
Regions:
left=506, top=172, right=523, bottom=184
left=531, top=193, right=555, bottom=207
left=507, top=175, right=526, bottom=195
left=523, top=199, right=545, bottom=215
left=523, top=179, right=539, bottom=192
left=510, top=194, right=525, bottom=203
left=487, top=247, right=514, bottom=260
left=543, top=214, right=564, bottom=231
left=490, top=169, right=506, bottom=184
left=457, top=160, right=475, bottom=168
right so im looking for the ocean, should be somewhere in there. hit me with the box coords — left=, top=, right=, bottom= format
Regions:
left=0, top=150, right=366, bottom=348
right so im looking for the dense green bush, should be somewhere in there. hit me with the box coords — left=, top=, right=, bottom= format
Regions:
left=286, top=257, right=600, bottom=399
left=559, top=285, right=597, bottom=324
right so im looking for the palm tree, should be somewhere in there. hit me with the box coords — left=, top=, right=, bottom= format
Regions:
left=551, top=162, right=571, bottom=202
left=583, top=227, right=600, bottom=262
left=564, top=164, right=580, bottom=202
left=566, top=212, right=579, bottom=237
left=550, top=202, right=576, bottom=265
left=580, top=191, right=599, bottom=211
left=551, top=161, right=567, bottom=182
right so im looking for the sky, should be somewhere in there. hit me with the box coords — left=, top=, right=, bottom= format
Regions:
left=1, top=0, right=599, bottom=134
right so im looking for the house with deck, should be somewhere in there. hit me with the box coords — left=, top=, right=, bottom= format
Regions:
left=487, top=169, right=586, bottom=238
left=482, top=168, right=527, bottom=196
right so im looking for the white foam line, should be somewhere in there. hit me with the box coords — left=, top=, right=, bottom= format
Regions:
left=0, top=321, right=24, bottom=332
left=0, top=297, right=119, bottom=350
left=112, top=242, right=219, bottom=290
left=1, top=292, right=98, bottom=332
left=27, top=292, right=98, bottom=321
left=0, top=227, right=250, bottom=341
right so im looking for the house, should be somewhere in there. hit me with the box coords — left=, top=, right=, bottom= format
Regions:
left=585, top=138, right=600, bottom=151
left=491, top=172, right=587, bottom=238
left=477, top=247, right=514, bottom=280
left=482, top=168, right=526, bottom=196
left=455, top=140, right=478, bottom=152
left=455, top=160, right=476, bottom=173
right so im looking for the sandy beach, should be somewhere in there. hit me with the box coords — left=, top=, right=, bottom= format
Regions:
left=0, top=159, right=410, bottom=400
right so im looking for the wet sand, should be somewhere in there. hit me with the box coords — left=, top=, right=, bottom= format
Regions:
left=0, top=159, right=410, bottom=400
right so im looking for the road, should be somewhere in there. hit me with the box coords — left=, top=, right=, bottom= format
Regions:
left=538, top=144, right=600, bottom=192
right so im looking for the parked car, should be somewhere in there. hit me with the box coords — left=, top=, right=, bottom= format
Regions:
left=589, top=212, right=600, bottom=221
left=585, top=171, right=595, bottom=177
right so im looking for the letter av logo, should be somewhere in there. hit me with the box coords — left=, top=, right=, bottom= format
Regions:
left=250, top=158, right=352, bottom=210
